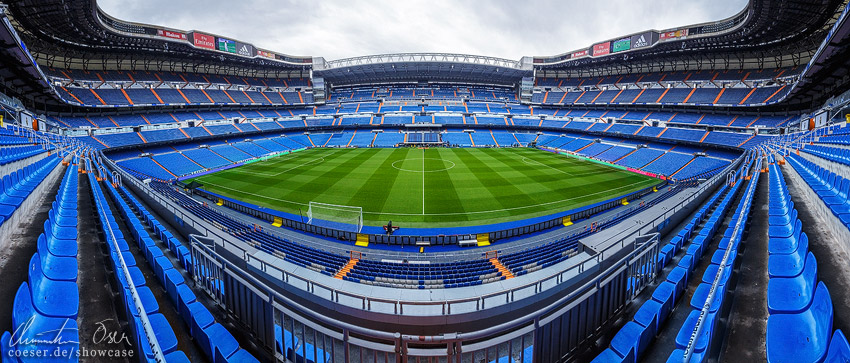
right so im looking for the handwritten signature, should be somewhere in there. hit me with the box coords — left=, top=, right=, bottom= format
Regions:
left=6, top=317, right=132, bottom=347
left=92, top=319, right=131, bottom=346
left=9, top=316, right=79, bottom=347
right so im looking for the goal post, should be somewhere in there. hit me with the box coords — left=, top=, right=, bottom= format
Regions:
left=307, top=201, right=363, bottom=232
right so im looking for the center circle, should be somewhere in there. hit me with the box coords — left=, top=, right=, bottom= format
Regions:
left=391, top=158, right=456, bottom=173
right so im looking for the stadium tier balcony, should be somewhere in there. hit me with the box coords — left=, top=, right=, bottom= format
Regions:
left=181, top=149, right=230, bottom=169
left=151, top=153, right=204, bottom=176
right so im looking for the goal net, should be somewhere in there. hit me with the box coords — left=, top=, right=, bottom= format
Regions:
left=307, top=201, right=363, bottom=232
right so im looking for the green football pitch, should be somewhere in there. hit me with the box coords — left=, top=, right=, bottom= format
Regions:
left=188, top=147, right=661, bottom=228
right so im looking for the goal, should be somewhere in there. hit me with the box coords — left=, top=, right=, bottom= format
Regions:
left=307, top=201, right=363, bottom=232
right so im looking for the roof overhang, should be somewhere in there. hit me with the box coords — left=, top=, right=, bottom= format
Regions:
left=313, top=53, right=534, bottom=87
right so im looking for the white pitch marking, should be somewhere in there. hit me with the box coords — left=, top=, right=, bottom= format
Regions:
left=200, top=178, right=659, bottom=217
left=422, top=148, right=425, bottom=215
left=521, top=156, right=575, bottom=176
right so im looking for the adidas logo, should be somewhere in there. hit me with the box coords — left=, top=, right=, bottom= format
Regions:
left=634, top=35, right=648, bottom=48
left=239, top=45, right=251, bottom=56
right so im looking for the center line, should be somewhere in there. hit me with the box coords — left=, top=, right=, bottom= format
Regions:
left=422, top=148, right=425, bottom=215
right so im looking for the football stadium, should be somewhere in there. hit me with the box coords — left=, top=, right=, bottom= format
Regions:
left=0, top=0, right=849, bottom=361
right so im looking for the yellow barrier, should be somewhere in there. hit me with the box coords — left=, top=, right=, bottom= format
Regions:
left=621, top=197, right=629, bottom=206
left=563, top=216, right=573, bottom=226
left=272, top=216, right=283, bottom=227
left=355, top=233, right=369, bottom=247
left=216, top=198, right=224, bottom=206
left=477, top=233, right=490, bottom=247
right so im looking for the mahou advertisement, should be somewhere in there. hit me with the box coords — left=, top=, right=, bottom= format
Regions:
left=156, top=29, right=186, bottom=40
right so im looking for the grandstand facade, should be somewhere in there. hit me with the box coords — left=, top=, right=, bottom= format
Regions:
left=1, top=0, right=850, bottom=362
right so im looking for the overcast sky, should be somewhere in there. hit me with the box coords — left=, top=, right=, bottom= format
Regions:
left=98, top=0, right=747, bottom=60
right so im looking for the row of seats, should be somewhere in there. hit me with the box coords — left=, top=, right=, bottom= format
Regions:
left=0, top=144, right=50, bottom=165
left=105, top=177, right=260, bottom=363
left=591, top=155, right=746, bottom=363
left=77, top=121, right=768, bottom=152
left=0, top=135, right=31, bottom=146
left=0, top=156, right=62, bottom=227
left=87, top=161, right=190, bottom=362
left=815, top=134, right=850, bottom=146
left=2, top=163, right=80, bottom=361
left=786, top=154, right=850, bottom=231
left=802, top=144, right=850, bottom=169
left=667, top=157, right=759, bottom=362
left=46, top=67, right=309, bottom=88
left=53, top=101, right=793, bottom=130
left=535, top=67, right=795, bottom=88
left=332, top=86, right=515, bottom=102
left=765, top=154, right=850, bottom=362
left=58, top=87, right=310, bottom=107
left=90, top=156, right=259, bottom=362
left=531, top=86, right=789, bottom=107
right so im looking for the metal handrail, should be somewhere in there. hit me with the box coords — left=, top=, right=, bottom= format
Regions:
left=89, top=155, right=166, bottom=362
left=682, top=155, right=759, bottom=361
left=191, top=231, right=660, bottom=343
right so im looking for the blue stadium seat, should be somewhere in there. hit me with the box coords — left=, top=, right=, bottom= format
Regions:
left=185, top=301, right=215, bottom=342
left=164, top=351, right=192, bottom=363
left=827, top=330, right=850, bottom=362
left=11, top=282, right=80, bottom=358
left=766, top=282, right=833, bottom=363
left=767, top=252, right=817, bottom=314
left=223, top=349, right=261, bottom=363
left=591, top=348, right=632, bottom=363
left=28, top=253, right=79, bottom=319
left=199, top=323, right=239, bottom=363
left=147, top=313, right=179, bottom=355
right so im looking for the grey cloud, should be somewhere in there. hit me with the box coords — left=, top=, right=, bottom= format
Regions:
left=98, top=0, right=747, bottom=60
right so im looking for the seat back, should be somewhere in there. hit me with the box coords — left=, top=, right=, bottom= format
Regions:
left=11, top=282, right=35, bottom=329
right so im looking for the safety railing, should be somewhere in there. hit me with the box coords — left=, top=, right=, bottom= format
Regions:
left=89, top=156, right=166, bottom=361
left=190, top=231, right=661, bottom=362
left=682, top=154, right=760, bottom=361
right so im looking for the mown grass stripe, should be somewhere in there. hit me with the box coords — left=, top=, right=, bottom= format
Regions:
left=188, top=147, right=661, bottom=227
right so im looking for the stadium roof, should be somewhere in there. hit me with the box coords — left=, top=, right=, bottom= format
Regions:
left=313, top=53, right=534, bottom=86
left=0, top=0, right=849, bottom=113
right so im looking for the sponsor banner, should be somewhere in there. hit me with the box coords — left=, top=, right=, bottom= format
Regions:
left=630, top=32, right=657, bottom=49
left=191, top=32, right=215, bottom=50
left=571, top=49, right=589, bottom=58
left=156, top=29, right=187, bottom=40
left=660, top=28, right=689, bottom=40
left=257, top=49, right=277, bottom=59
left=612, top=37, right=630, bottom=53
left=235, top=41, right=255, bottom=57
left=592, top=42, right=610, bottom=56
left=217, top=37, right=237, bottom=53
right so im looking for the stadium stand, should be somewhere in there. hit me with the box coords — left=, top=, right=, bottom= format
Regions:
left=3, top=0, right=850, bottom=361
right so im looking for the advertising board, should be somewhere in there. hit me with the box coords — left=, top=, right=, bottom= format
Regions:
left=157, top=29, right=187, bottom=40
left=191, top=32, right=215, bottom=49
left=612, top=38, right=630, bottom=52
left=630, top=32, right=657, bottom=49
left=592, top=42, right=610, bottom=56
left=572, top=49, right=589, bottom=58
left=217, top=37, right=237, bottom=53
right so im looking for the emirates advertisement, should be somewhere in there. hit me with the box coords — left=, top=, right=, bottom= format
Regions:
left=592, top=42, right=611, bottom=57
left=191, top=32, right=215, bottom=50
